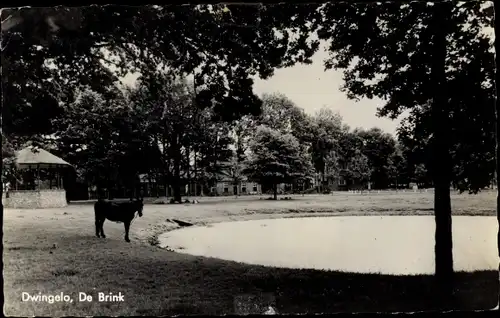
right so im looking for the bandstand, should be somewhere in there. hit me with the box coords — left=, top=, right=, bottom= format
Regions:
left=3, top=146, right=72, bottom=208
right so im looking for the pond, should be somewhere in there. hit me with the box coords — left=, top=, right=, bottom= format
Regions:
left=158, top=216, right=498, bottom=275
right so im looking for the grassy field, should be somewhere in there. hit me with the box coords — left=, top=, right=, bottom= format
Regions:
left=3, top=191, right=499, bottom=315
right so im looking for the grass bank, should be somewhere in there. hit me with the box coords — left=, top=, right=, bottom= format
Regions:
left=3, top=192, right=498, bottom=315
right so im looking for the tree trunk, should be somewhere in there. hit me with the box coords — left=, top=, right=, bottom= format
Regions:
left=194, top=150, right=198, bottom=196
left=186, top=144, right=191, bottom=196
left=212, top=131, right=219, bottom=196
left=161, top=135, right=168, bottom=197
left=321, top=167, right=326, bottom=193
left=172, top=135, right=182, bottom=203
left=273, top=183, right=278, bottom=200
left=430, top=3, right=453, bottom=289
left=153, top=172, right=159, bottom=197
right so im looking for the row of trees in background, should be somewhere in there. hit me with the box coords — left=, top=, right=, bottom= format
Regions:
left=2, top=57, right=492, bottom=201
left=2, top=71, right=442, bottom=203
left=44, top=73, right=236, bottom=203
left=243, top=92, right=440, bottom=196
left=2, top=3, right=494, bottom=201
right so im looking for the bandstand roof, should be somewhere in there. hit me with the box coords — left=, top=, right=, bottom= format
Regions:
left=15, top=146, right=72, bottom=169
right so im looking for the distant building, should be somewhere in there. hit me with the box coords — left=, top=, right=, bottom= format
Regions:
left=3, top=146, right=73, bottom=208
left=313, top=163, right=371, bottom=192
left=213, top=177, right=262, bottom=196
left=210, top=161, right=262, bottom=195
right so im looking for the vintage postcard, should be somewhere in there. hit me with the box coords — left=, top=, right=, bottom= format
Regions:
left=2, top=1, right=498, bottom=316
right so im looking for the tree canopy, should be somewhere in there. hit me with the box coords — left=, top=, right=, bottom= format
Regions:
left=306, top=0, right=495, bottom=285
left=245, top=125, right=314, bottom=199
left=310, top=1, right=495, bottom=193
left=356, top=127, right=397, bottom=189
left=1, top=4, right=321, bottom=145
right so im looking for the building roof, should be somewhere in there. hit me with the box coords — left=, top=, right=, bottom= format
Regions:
left=15, top=146, right=72, bottom=169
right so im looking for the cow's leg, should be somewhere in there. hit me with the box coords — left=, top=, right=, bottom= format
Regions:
left=124, top=220, right=131, bottom=242
left=100, top=219, right=106, bottom=238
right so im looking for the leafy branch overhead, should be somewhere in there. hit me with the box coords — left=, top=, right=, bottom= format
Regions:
left=311, top=1, right=495, bottom=193
left=1, top=4, right=321, bottom=133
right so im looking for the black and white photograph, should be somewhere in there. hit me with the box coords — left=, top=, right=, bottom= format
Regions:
left=1, top=1, right=498, bottom=316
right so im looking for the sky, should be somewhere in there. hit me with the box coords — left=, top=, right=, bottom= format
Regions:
left=251, top=46, right=401, bottom=136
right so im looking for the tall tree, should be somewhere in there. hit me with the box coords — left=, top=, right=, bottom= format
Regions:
left=258, top=93, right=299, bottom=133
left=129, top=72, right=201, bottom=203
left=311, top=1, right=495, bottom=287
left=355, top=127, right=397, bottom=189
left=344, top=151, right=373, bottom=189
left=245, top=126, right=314, bottom=200
left=229, top=152, right=245, bottom=196
left=310, top=108, right=346, bottom=191
left=396, top=109, right=433, bottom=186
left=1, top=4, right=323, bottom=207
left=200, top=120, right=234, bottom=194
left=387, top=143, right=410, bottom=189
left=230, top=115, right=257, bottom=195
left=52, top=88, right=149, bottom=198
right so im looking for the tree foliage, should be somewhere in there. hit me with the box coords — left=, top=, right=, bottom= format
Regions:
left=309, top=1, right=495, bottom=284
left=356, top=127, right=397, bottom=189
left=128, top=72, right=203, bottom=201
left=51, top=88, right=147, bottom=197
left=312, top=1, right=495, bottom=193
left=245, top=126, right=314, bottom=199
left=310, top=108, right=345, bottom=180
left=258, top=92, right=300, bottom=133
left=1, top=4, right=322, bottom=144
left=196, top=117, right=234, bottom=190
left=387, top=143, right=410, bottom=188
left=344, top=151, right=373, bottom=186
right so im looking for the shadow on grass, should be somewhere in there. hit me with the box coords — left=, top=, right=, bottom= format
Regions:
left=124, top=252, right=499, bottom=315
left=7, top=246, right=55, bottom=251
left=238, top=268, right=499, bottom=313
left=4, top=233, right=498, bottom=316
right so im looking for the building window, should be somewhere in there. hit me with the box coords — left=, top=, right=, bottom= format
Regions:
left=253, top=186, right=258, bottom=192
left=338, top=179, right=346, bottom=186
left=224, top=187, right=229, bottom=193
left=242, top=187, right=247, bottom=193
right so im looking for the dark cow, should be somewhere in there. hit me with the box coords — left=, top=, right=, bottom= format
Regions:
left=94, top=198, right=144, bottom=242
